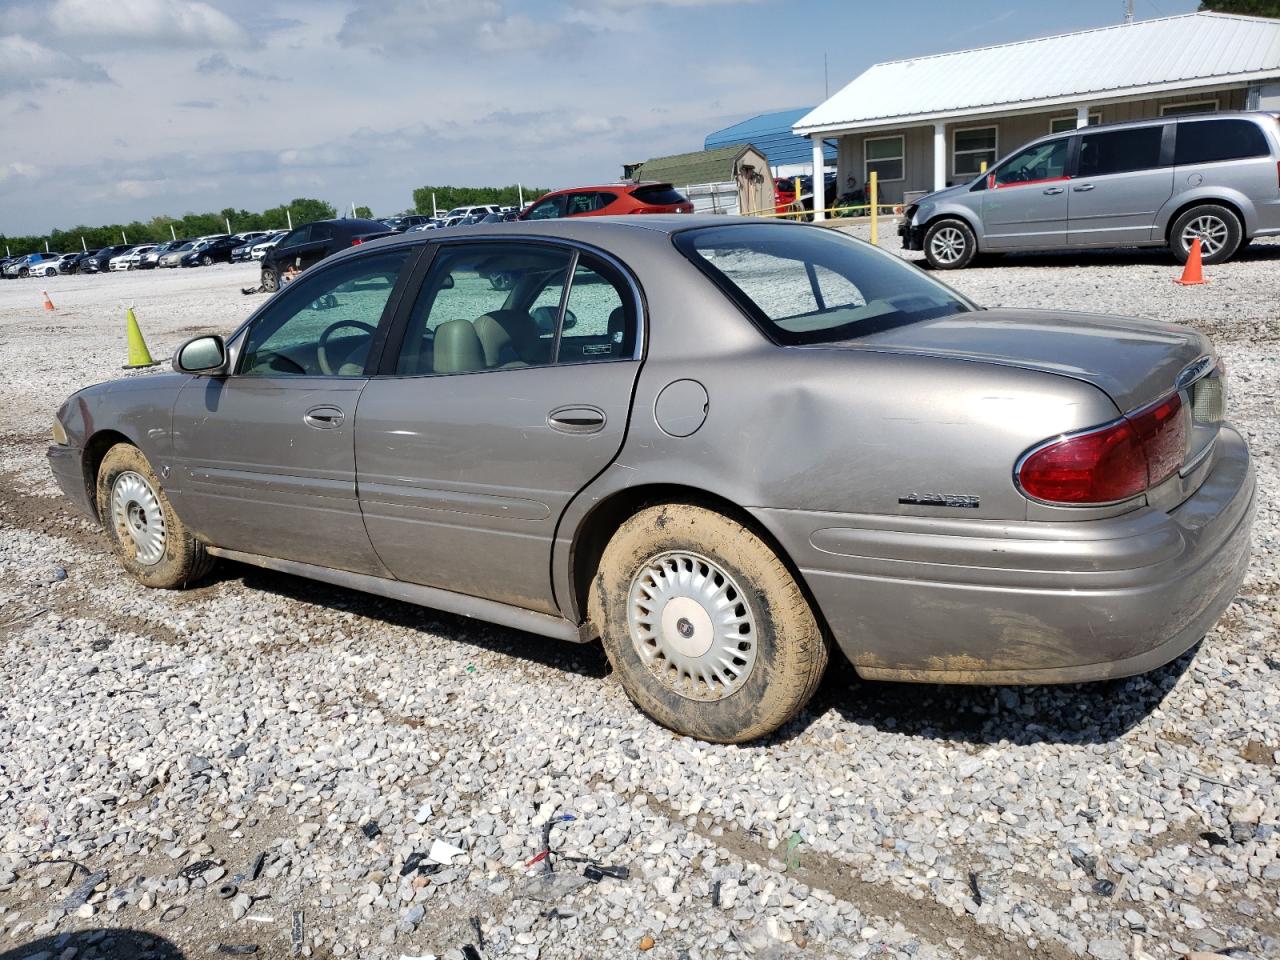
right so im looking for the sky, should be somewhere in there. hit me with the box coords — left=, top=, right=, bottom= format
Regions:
left=0, top=0, right=1199, bottom=235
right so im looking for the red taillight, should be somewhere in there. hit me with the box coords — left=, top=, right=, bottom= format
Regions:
left=1017, top=393, right=1185, bottom=504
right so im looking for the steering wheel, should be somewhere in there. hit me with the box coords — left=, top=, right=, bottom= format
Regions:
left=317, top=319, right=376, bottom=376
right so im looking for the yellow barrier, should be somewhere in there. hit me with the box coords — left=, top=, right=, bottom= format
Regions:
left=869, top=171, right=879, bottom=246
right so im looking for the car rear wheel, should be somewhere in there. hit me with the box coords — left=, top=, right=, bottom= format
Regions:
left=96, top=443, right=214, bottom=589
left=261, top=267, right=279, bottom=292
left=45, top=268, right=56, bottom=277
left=923, top=218, right=977, bottom=269
left=1170, top=204, right=1242, bottom=265
left=589, top=503, right=828, bottom=743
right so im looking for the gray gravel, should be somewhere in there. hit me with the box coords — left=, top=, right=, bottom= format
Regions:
left=0, top=240, right=1277, bottom=960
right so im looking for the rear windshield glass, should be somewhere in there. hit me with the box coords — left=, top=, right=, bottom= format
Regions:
left=631, top=184, right=687, bottom=205
left=674, top=224, right=972, bottom=345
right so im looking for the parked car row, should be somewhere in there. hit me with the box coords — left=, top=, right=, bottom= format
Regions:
left=1, top=230, right=287, bottom=278
left=399, top=206, right=521, bottom=233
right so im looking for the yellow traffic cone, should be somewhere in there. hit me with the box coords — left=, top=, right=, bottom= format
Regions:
left=123, top=305, right=158, bottom=369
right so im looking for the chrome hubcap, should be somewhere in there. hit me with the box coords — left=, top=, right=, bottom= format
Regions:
left=929, top=226, right=966, bottom=264
left=1182, top=216, right=1228, bottom=257
left=627, top=551, right=758, bottom=701
left=110, top=471, right=166, bottom=565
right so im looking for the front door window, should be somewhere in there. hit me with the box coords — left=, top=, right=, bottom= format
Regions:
left=239, top=250, right=410, bottom=377
left=992, top=140, right=1069, bottom=186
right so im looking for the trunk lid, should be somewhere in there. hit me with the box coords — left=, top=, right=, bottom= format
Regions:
left=842, top=307, right=1211, bottom=413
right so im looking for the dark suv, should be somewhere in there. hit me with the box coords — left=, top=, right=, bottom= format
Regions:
left=259, top=218, right=393, bottom=291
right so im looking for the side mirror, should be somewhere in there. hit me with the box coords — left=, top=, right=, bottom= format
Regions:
left=173, top=335, right=228, bottom=376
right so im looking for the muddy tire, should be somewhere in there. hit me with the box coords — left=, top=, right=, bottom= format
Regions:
left=96, top=443, right=214, bottom=589
left=589, top=503, right=828, bottom=743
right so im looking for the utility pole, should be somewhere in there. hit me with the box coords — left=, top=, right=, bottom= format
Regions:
left=1124, top=0, right=1134, bottom=23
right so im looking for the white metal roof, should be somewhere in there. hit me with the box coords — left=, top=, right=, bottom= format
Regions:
left=795, top=12, right=1280, bottom=135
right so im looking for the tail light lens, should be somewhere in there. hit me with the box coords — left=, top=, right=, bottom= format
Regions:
left=1017, top=393, right=1185, bottom=505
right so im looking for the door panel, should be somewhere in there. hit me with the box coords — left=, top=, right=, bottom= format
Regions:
left=169, top=249, right=413, bottom=574
left=356, top=241, right=642, bottom=613
left=980, top=139, right=1070, bottom=249
left=171, top=376, right=387, bottom=574
left=1068, top=125, right=1172, bottom=246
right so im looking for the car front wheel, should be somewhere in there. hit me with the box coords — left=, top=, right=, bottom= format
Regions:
left=923, top=218, right=977, bottom=269
left=1170, top=204, right=1242, bottom=265
left=200, top=254, right=213, bottom=266
left=589, top=503, right=828, bottom=743
left=261, top=266, right=279, bottom=292
left=96, top=443, right=214, bottom=588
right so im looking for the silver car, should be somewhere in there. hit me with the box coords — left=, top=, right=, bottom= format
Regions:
left=901, top=112, right=1280, bottom=269
left=48, top=218, right=1255, bottom=742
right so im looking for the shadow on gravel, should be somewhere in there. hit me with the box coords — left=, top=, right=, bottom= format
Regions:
left=766, top=642, right=1198, bottom=747
left=216, top=561, right=611, bottom=679
left=0, top=928, right=185, bottom=960
left=914, top=241, right=1280, bottom=271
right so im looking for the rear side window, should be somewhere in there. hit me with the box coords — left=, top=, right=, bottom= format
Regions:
left=675, top=224, right=971, bottom=346
left=1175, top=119, right=1270, bottom=165
left=1078, top=126, right=1165, bottom=177
left=631, top=184, right=687, bottom=205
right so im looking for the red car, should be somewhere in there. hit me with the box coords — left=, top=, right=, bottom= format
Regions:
left=519, top=183, right=693, bottom=220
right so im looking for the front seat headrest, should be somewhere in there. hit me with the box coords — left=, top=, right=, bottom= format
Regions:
left=433, top=319, right=485, bottom=374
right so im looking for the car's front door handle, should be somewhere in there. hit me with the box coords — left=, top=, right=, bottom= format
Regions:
left=1042, top=186, right=1065, bottom=195
left=1073, top=183, right=1096, bottom=192
left=548, top=406, right=606, bottom=435
left=304, top=405, right=345, bottom=429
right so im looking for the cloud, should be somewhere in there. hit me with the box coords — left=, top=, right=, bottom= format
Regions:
left=336, top=0, right=560, bottom=55
left=0, top=34, right=111, bottom=94
left=176, top=99, right=218, bottom=109
left=47, top=0, right=251, bottom=50
left=577, top=0, right=766, bottom=6
left=195, top=52, right=284, bottom=82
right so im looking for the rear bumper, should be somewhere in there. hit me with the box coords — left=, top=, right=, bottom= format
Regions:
left=47, top=443, right=97, bottom=520
left=754, top=425, right=1255, bottom=684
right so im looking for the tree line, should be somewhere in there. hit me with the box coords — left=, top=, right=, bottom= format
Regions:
left=412, top=184, right=546, bottom=215
left=0, top=198, right=339, bottom=257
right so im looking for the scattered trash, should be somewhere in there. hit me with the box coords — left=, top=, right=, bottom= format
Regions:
left=160, top=904, right=187, bottom=923
left=361, top=821, right=382, bottom=840
left=216, top=946, right=258, bottom=955
left=711, top=879, right=721, bottom=907
left=784, top=832, right=805, bottom=871
left=541, top=908, right=576, bottom=920
left=1093, top=878, right=1116, bottom=897
left=291, top=908, right=304, bottom=956
left=250, top=851, right=266, bottom=882
left=217, top=883, right=239, bottom=900
left=466, top=664, right=476, bottom=674
left=967, top=871, right=982, bottom=907
left=427, top=838, right=465, bottom=865
left=639, top=934, right=656, bottom=951
left=583, top=864, right=629, bottom=883
left=62, top=869, right=108, bottom=909
left=245, top=915, right=276, bottom=923
left=1067, top=847, right=1097, bottom=875
left=1200, top=831, right=1229, bottom=847
left=178, top=859, right=217, bottom=880
left=515, top=871, right=589, bottom=902
left=469, top=915, right=484, bottom=950
left=461, top=946, right=482, bottom=960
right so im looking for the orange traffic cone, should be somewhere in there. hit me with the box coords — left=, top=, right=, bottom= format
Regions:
left=1174, top=238, right=1206, bottom=286
left=42, top=290, right=55, bottom=311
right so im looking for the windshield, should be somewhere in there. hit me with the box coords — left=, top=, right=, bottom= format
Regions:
left=674, top=224, right=973, bottom=345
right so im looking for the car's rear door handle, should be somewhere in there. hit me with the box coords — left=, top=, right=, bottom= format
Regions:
left=1073, top=183, right=1096, bottom=192
left=1042, top=186, right=1065, bottom=195
left=548, top=406, right=606, bottom=435
left=304, top=405, right=345, bottom=429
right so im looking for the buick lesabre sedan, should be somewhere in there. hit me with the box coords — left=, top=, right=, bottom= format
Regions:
left=48, top=217, right=1254, bottom=742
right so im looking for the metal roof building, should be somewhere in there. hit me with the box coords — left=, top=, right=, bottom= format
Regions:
left=791, top=12, right=1280, bottom=216
left=705, top=108, right=835, bottom=174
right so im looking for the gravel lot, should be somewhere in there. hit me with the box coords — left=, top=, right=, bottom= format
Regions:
left=0, top=237, right=1277, bottom=960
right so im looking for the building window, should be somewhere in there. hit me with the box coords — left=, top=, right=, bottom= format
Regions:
left=863, top=135, right=904, bottom=184
left=953, top=125, right=997, bottom=177
left=1049, top=113, right=1101, bottom=133
left=1160, top=99, right=1219, bottom=116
